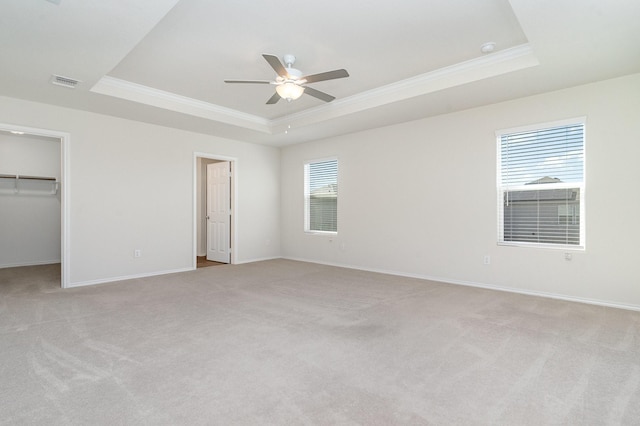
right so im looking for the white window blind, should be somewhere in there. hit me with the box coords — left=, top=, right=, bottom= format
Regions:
left=498, top=122, right=585, bottom=248
left=304, top=159, right=338, bottom=233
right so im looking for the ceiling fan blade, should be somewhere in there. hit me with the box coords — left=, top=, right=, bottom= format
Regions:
left=224, top=80, right=271, bottom=84
left=266, top=92, right=281, bottom=104
left=302, top=69, right=349, bottom=84
left=262, top=54, right=288, bottom=77
left=303, top=86, right=336, bottom=102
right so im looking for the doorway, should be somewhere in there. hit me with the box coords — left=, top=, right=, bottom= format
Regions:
left=193, top=153, right=237, bottom=269
left=0, top=123, right=69, bottom=288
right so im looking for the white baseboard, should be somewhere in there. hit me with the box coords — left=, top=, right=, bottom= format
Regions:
left=66, top=257, right=284, bottom=288
left=0, top=259, right=61, bottom=269
left=282, top=256, right=640, bottom=312
left=234, top=256, right=281, bottom=265
left=67, top=267, right=193, bottom=288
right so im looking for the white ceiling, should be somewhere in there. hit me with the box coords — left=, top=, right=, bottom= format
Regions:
left=2, top=0, right=639, bottom=146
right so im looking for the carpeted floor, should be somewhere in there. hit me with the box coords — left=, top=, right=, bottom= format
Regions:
left=1, top=260, right=639, bottom=424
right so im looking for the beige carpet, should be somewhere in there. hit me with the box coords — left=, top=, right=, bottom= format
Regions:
left=1, top=260, right=639, bottom=424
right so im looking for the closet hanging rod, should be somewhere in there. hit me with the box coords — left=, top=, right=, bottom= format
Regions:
left=0, top=174, right=57, bottom=181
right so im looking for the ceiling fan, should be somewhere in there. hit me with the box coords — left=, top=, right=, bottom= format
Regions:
left=224, top=54, right=349, bottom=104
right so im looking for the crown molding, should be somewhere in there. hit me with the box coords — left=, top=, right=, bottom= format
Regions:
left=90, top=76, right=271, bottom=133
left=272, top=44, right=538, bottom=130
left=91, top=44, right=537, bottom=135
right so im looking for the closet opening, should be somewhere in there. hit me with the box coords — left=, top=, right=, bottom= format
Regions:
left=0, top=124, right=69, bottom=288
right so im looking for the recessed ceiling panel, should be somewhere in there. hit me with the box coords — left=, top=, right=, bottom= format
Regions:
left=107, top=0, right=528, bottom=119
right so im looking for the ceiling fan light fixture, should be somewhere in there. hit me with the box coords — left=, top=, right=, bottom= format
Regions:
left=225, top=53, right=348, bottom=104
left=276, top=82, right=304, bottom=101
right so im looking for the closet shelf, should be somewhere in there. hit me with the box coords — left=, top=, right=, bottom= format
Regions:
left=0, top=174, right=59, bottom=194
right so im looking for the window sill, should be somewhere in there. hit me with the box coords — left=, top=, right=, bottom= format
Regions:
left=305, top=230, right=337, bottom=236
left=498, top=241, right=585, bottom=251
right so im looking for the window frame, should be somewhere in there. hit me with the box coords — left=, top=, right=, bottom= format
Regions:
left=304, top=157, right=338, bottom=235
left=496, top=118, right=586, bottom=250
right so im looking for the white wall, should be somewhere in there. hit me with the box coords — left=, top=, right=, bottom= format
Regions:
left=0, top=134, right=61, bottom=267
left=281, top=73, right=640, bottom=309
left=0, top=96, right=281, bottom=286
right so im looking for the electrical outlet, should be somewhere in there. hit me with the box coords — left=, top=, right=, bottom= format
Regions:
left=483, top=255, right=491, bottom=265
left=564, top=252, right=572, bottom=261
left=134, top=249, right=142, bottom=258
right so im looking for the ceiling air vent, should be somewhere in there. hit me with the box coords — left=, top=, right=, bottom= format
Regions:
left=50, top=74, right=81, bottom=89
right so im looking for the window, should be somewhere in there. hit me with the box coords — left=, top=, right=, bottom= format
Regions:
left=558, top=204, right=578, bottom=225
left=304, top=158, right=338, bottom=233
left=497, top=120, right=585, bottom=248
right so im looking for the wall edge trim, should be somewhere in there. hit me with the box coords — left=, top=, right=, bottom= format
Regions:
left=282, top=256, right=640, bottom=312
left=67, top=267, right=193, bottom=288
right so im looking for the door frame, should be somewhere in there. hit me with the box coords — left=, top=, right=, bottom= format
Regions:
left=193, top=152, right=237, bottom=269
left=0, top=122, right=70, bottom=288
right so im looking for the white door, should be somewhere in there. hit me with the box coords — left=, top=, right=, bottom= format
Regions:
left=206, top=161, right=231, bottom=263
